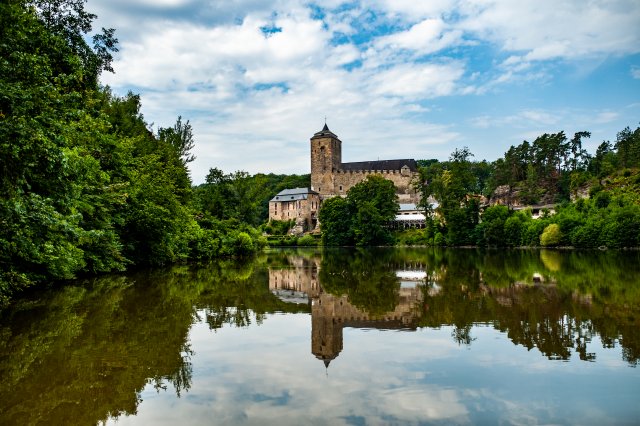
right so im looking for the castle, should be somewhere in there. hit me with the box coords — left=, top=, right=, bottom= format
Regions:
left=309, top=124, right=420, bottom=202
left=269, top=125, right=421, bottom=230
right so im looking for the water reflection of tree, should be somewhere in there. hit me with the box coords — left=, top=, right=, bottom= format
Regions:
left=404, top=247, right=640, bottom=365
left=194, top=258, right=311, bottom=330
left=1, top=248, right=638, bottom=424
left=319, top=248, right=400, bottom=317
left=313, top=247, right=639, bottom=364
left=0, top=257, right=309, bottom=425
left=0, top=272, right=195, bottom=425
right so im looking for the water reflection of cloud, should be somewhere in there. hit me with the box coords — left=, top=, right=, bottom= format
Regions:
left=108, top=313, right=637, bottom=425
left=110, top=314, right=470, bottom=425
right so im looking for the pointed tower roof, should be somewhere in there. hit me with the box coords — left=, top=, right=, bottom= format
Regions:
left=311, top=123, right=339, bottom=140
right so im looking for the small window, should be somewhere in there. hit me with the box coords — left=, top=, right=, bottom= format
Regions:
left=339, top=185, right=343, bottom=191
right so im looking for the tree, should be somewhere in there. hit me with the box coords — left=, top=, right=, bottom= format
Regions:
left=158, top=116, right=196, bottom=166
left=615, top=126, right=640, bottom=169
left=28, top=0, right=118, bottom=86
left=478, top=205, right=510, bottom=246
left=319, top=175, right=399, bottom=246
left=568, top=131, right=591, bottom=171
left=423, top=148, right=479, bottom=245
left=347, top=175, right=399, bottom=221
left=318, top=196, right=353, bottom=246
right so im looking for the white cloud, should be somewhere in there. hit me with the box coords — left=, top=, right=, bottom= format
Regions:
left=632, top=67, right=640, bottom=79
left=373, top=0, right=458, bottom=19
left=134, top=0, right=193, bottom=7
left=370, top=62, right=464, bottom=99
left=594, top=111, right=620, bottom=124
left=374, top=18, right=461, bottom=55
left=457, top=0, right=640, bottom=60
left=93, top=0, right=640, bottom=182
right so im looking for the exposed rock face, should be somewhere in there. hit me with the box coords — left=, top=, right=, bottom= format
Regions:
left=289, top=217, right=307, bottom=236
left=570, top=184, right=591, bottom=202
left=490, top=184, right=564, bottom=207
left=490, top=185, right=523, bottom=207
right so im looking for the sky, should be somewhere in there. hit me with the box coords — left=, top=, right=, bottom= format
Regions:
left=90, top=0, right=640, bottom=184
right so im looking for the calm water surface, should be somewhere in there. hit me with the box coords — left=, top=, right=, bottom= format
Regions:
left=1, top=248, right=639, bottom=425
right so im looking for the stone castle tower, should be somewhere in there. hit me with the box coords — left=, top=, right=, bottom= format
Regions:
left=310, top=124, right=342, bottom=198
left=309, top=124, right=420, bottom=202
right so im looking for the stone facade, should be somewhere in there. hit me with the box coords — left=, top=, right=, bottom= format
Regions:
left=268, top=187, right=321, bottom=231
left=310, top=124, right=420, bottom=203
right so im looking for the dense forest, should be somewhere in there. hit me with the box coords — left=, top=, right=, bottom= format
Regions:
left=410, top=127, right=640, bottom=248
left=0, top=0, right=309, bottom=306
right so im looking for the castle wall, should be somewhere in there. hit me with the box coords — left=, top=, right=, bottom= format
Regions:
left=332, top=169, right=420, bottom=203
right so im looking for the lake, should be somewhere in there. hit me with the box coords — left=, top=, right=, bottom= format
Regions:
left=1, top=248, right=639, bottom=425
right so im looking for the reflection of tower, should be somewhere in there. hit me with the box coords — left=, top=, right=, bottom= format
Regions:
left=310, top=284, right=424, bottom=370
left=267, top=254, right=425, bottom=371
left=311, top=294, right=344, bottom=368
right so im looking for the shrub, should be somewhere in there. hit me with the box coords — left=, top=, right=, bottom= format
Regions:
left=297, top=234, right=317, bottom=246
left=188, top=228, right=220, bottom=259
left=602, top=205, right=640, bottom=247
left=263, top=219, right=294, bottom=236
left=594, top=191, right=611, bottom=208
left=540, top=224, right=562, bottom=247
left=234, top=232, right=254, bottom=255
left=522, top=220, right=547, bottom=246
left=571, top=219, right=603, bottom=247
left=589, top=184, right=603, bottom=198
left=504, top=215, right=524, bottom=247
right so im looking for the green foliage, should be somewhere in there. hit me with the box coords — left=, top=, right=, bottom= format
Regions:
left=263, top=219, right=294, bottom=236
left=234, top=232, right=255, bottom=256
left=615, top=126, right=640, bottom=169
left=393, top=228, right=430, bottom=246
left=417, top=148, right=482, bottom=246
left=477, top=205, right=510, bottom=246
left=540, top=224, right=562, bottom=247
left=297, top=234, right=318, bottom=246
left=157, top=116, right=195, bottom=166
left=0, top=2, right=263, bottom=305
left=318, top=196, right=353, bottom=246
left=416, top=125, right=639, bottom=248
left=594, top=191, right=611, bottom=208
left=193, top=168, right=310, bottom=226
left=503, top=211, right=530, bottom=247
left=319, top=176, right=399, bottom=246
left=602, top=204, right=640, bottom=248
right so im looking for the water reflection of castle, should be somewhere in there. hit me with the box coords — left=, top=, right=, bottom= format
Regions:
left=269, top=256, right=423, bottom=367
